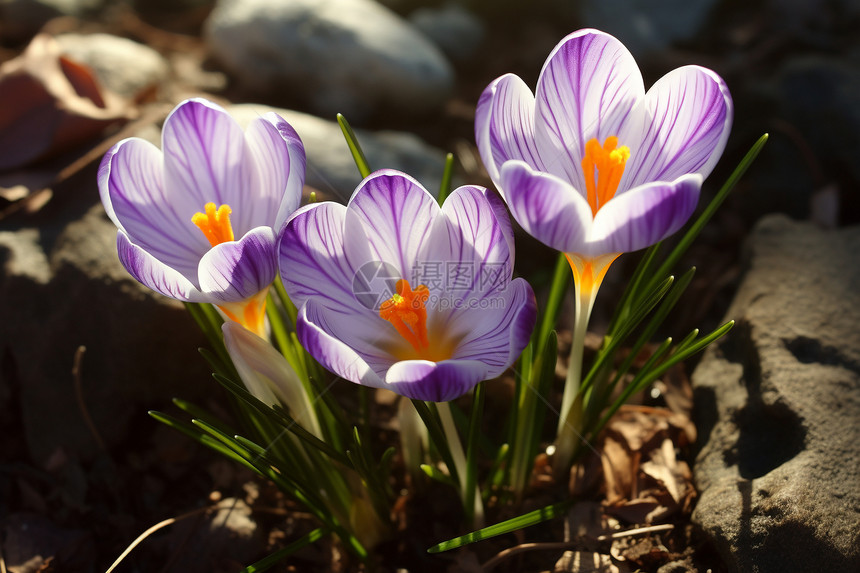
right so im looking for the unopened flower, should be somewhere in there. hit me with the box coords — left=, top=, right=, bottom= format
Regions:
left=222, top=322, right=321, bottom=438
left=279, top=169, right=536, bottom=402
left=99, top=98, right=305, bottom=335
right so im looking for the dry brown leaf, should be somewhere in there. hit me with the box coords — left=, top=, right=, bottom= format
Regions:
left=655, top=363, right=694, bottom=417
left=606, top=405, right=696, bottom=451
left=640, top=439, right=690, bottom=505
left=0, top=34, right=134, bottom=172
left=600, top=436, right=636, bottom=505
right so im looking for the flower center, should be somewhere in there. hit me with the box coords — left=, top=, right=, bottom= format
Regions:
left=581, top=137, right=630, bottom=216
left=192, top=202, right=235, bottom=247
left=380, top=279, right=430, bottom=355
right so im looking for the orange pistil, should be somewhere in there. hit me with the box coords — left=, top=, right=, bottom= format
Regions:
left=192, top=202, right=235, bottom=247
left=380, top=279, right=431, bottom=356
left=581, top=136, right=630, bottom=216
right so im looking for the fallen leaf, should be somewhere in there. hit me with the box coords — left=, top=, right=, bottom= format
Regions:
left=0, top=34, right=134, bottom=172
left=600, top=436, right=636, bottom=505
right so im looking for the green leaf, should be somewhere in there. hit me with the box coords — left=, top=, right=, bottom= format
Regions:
left=580, top=275, right=675, bottom=395
left=149, top=411, right=254, bottom=468
left=420, top=464, right=456, bottom=488
left=643, top=133, right=768, bottom=295
left=171, top=398, right=236, bottom=436
left=463, top=382, right=485, bottom=525
left=427, top=498, right=575, bottom=553
left=607, top=243, right=662, bottom=334
left=411, top=400, right=460, bottom=487
left=437, top=152, right=455, bottom=205
left=337, top=114, right=372, bottom=178
left=213, top=373, right=352, bottom=466
left=239, top=527, right=330, bottom=573
left=594, top=320, right=734, bottom=435
left=509, top=330, right=557, bottom=499
left=607, top=267, right=696, bottom=393
left=536, top=253, right=571, bottom=354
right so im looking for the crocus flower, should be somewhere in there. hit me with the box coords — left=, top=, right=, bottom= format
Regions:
left=279, top=169, right=536, bottom=402
left=99, top=98, right=305, bottom=336
left=475, top=28, right=732, bottom=467
left=475, top=28, right=732, bottom=290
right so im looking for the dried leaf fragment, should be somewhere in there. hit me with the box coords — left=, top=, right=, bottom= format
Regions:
left=0, top=34, right=134, bottom=171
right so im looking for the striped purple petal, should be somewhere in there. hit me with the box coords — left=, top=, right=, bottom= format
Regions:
left=296, top=299, right=389, bottom=389
left=198, top=227, right=278, bottom=301
left=586, top=175, right=702, bottom=256
left=623, top=66, right=733, bottom=189
left=346, top=170, right=439, bottom=280
left=419, top=185, right=514, bottom=306
left=385, top=359, right=489, bottom=402
left=534, top=29, right=644, bottom=188
left=279, top=202, right=374, bottom=315
left=499, top=160, right=594, bottom=253
left=100, top=137, right=206, bottom=280
left=116, top=230, right=204, bottom=302
left=243, top=112, right=306, bottom=233
left=450, top=277, right=537, bottom=379
left=475, top=73, right=544, bottom=186
left=161, top=99, right=255, bottom=236
left=482, top=188, right=516, bottom=266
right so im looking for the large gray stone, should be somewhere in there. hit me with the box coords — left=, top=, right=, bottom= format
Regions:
left=228, top=104, right=450, bottom=201
left=692, top=215, right=860, bottom=572
left=0, top=191, right=210, bottom=465
left=205, top=0, right=454, bottom=121
left=582, top=0, right=718, bottom=55
left=55, top=33, right=170, bottom=99
left=409, top=3, right=486, bottom=63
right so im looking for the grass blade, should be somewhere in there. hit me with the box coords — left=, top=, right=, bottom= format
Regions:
left=337, top=114, right=371, bottom=178
left=427, top=498, right=575, bottom=553
left=239, top=527, right=330, bottom=573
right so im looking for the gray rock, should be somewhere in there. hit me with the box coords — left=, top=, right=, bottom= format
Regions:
left=0, top=195, right=210, bottom=465
left=56, top=33, right=170, bottom=99
left=229, top=104, right=450, bottom=201
left=692, top=215, right=860, bottom=572
left=205, top=0, right=454, bottom=121
left=582, top=0, right=717, bottom=55
left=409, top=3, right=485, bottom=63
left=0, top=0, right=103, bottom=44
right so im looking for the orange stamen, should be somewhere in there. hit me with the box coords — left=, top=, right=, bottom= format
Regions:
left=380, top=279, right=431, bottom=355
left=192, top=202, right=235, bottom=247
left=581, top=136, right=630, bottom=216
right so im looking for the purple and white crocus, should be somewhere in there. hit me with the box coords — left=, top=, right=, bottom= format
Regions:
left=99, top=98, right=305, bottom=336
left=279, top=169, right=536, bottom=402
left=475, top=28, right=732, bottom=464
left=476, top=28, right=732, bottom=291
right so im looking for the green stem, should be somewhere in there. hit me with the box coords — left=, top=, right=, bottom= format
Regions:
left=437, top=401, right=484, bottom=527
